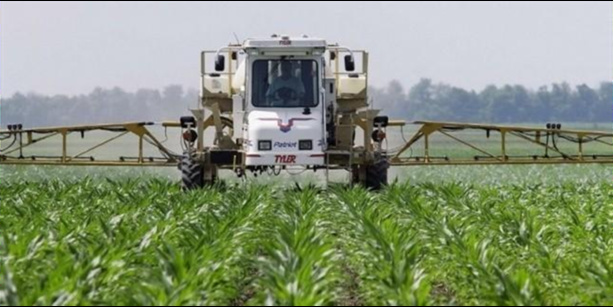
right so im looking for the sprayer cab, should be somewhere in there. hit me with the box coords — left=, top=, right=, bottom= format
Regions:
left=193, top=34, right=377, bottom=184
left=240, top=36, right=327, bottom=166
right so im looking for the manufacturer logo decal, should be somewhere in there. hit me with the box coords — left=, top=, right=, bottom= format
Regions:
left=275, top=155, right=296, bottom=164
left=274, top=142, right=297, bottom=148
left=258, top=118, right=315, bottom=133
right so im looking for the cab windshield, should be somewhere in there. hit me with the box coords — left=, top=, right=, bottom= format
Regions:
left=251, top=59, right=318, bottom=108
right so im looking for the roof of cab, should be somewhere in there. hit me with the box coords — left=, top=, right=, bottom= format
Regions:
left=243, top=35, right=326, bottom=49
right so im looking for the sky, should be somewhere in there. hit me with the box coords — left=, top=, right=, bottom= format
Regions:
left=1, top=1, right=611, bottom=96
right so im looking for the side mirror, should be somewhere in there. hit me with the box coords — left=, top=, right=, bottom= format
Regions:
left=200, top=51, right=206, bottom=74
left=344, top=55, right=355, bottom=72
left=330, top=51, right=336, bottom=61
left=373, top=116, right=389, bottom=128
left=180, top=116, right=196, bottom=128
left=215, top=55, right=225, bottom=71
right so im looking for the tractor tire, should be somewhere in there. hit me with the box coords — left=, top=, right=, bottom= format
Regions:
left=352, top=153, right=389, bottom=190
left=180, top=152, right=204, bottom=191
left=365, top=156, right=389, bottom=190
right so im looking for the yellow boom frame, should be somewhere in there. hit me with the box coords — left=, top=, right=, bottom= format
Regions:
left=0, top=120, right=611, bottom=167
left=0, top=122, right=181, bottom=167
left=389, top=121, right=613, bottom=165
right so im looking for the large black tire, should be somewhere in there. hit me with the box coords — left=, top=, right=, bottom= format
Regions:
left=180, top=153, right=204, bottom=191
left=365, top=156, right=389, bottom=191
left=351, top=153, right=389, bottom=191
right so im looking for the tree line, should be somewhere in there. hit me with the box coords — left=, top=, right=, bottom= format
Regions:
left=373, top=79, right=611, bottom=123
left=1, top=80, right=610, bottom=128
left=1, top=85, right=198, bottom=127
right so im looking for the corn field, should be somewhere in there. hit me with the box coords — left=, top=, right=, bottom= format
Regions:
left=1, top=175, right=612, bottom=306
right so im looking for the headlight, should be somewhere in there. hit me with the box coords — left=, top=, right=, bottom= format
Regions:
left=258, top=140, right=272, bottom=151
left=299, top=140, right=312, bottom=150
